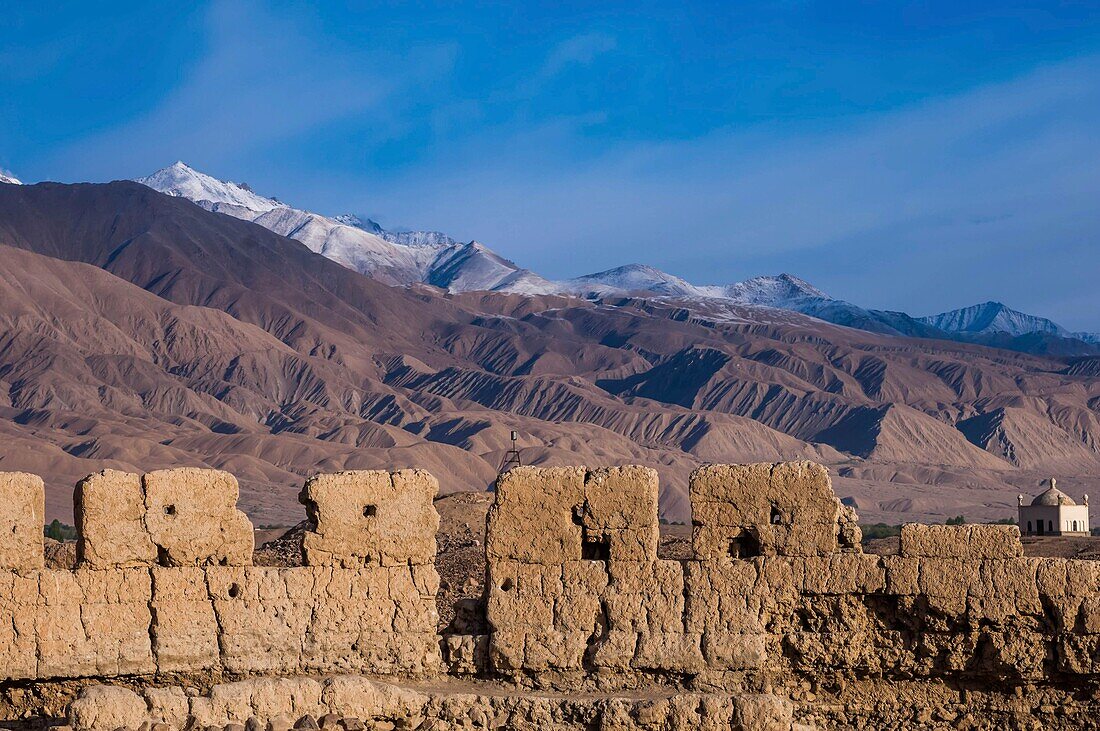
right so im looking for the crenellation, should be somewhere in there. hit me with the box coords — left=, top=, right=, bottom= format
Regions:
left=0, top=471, right=44, bottom=572
left=486, top=465, right=587, bottom=564
left=74, top=470, right=156, bottom=568
left=299, top=469, right=440, bottom=568
left=142, top=467, right=254, bottom=567
left=0, top=466, right=444, bottom=689
left=690, top=461, right=845, bottom=559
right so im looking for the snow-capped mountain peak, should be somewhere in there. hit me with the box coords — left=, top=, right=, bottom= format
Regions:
left=135, top=162, right=282, bottom=215
left=333, top=213, right=375, bottom=231
left=723, top=273, right=830, bottom=306
left=919, top=301, right=1068, bottom=337
left=559, top=266, right=832, bottom=306
left=563, top=264, right=705, bottom=298
left=134, top=163, right=537, bottom=292
left=0, top=170, right=21, bottom=185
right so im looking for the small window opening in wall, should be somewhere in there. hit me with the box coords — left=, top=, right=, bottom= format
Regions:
left=582, top=536, right=611, bottom=562
left=164, top=504, right=176, bottom=517
left=500, top=578, right=514, bottom=592
left=363, top=504, right=377, bottom=518
left=573, top=503, right=611, bottom=563
left=770, top=506, right=782, bottom=524
left=228, top=583, right=241, bottom=599
left=728, top=530, right=762, bottom=559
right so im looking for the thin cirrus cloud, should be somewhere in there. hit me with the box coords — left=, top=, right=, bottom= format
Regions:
left=44, top=1, right=451, bottom=183
left=538, top=33, right=618, bottom=81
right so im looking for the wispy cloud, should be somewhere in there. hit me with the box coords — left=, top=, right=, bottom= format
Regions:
left=46, top=0, right=449, bottom=182
left=540, top=33, right=617, bottom=79
left=514, top=32, right=618, bottom=98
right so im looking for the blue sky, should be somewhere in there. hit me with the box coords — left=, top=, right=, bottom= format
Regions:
left=2, top=1, right=1100, bottom=329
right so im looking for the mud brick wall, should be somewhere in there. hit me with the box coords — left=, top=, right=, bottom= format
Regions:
left=8, top=458, right=1100, bottom=697
left=482, top=461, right=1100, bottom=686
left=0, top=468, right=441, bottom=682
left=485, top=465, right=695, bottom=674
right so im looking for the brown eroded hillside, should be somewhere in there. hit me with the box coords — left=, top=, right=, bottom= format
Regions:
left=0, top=182, right=1097, bottom=525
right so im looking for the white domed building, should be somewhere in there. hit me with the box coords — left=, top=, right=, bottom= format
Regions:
left=1018, top=479, right=1089, bottom=536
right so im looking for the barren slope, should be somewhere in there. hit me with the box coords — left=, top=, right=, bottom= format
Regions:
left=0, top=182, right=1098, bottom=525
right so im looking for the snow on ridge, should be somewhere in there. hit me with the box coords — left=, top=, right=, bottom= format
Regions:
left=0, top=170, right=22, bottom=185
left=131, top=163, right=1095, bottom=341
left=919, top=301, right=1068, bottom=337
left=723, top=273, right=830, bottom=306
left=133, top=163, right=834, bottom=305
left=134, top=162, right=535, bottom=293
left=135, top=162, right=281, bottom=214
left=335, top=213, right=460, bottom=248
left=562, top=263, right=707, bottom=298
left=557, top=266, right=830, bottom=308
left=917, top=301, right=1100, bottom=342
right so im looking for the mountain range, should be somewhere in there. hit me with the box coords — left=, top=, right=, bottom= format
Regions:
left=0, top=170, right=1098, bottom=529
left=133, top=163, right=1100, bottom=355
left=135, top=162, right=554, bottom=293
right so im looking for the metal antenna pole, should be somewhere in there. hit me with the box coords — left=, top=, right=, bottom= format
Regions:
left=498, top=430, right=523, bottom=475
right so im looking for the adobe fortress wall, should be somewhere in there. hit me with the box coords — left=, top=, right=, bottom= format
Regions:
left=483, top=462, right=1097, bottom=688
left=0, top=467, right=441, bottom=683
left=3, top=461, right=1100, bottom=728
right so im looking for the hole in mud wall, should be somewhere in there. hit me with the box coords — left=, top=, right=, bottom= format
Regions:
left=363, top=504, right=377, bottom=518
left=164, top=504, right=176, bottom=517
left=770, top=506, right=782, bottom=524
left=228, top=583, right=241, bottom=599
left=500, top=578, right=514, bottom=592
left=571, top=505, right=585, bottom=527
left=582, top=536, right=611, bottom=562
left=728, top=530, right=761, bottom=559
left=573, top=503, right=611, bottom=563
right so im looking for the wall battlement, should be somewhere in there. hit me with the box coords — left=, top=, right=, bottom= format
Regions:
left=481, top=462, right=1069, bottom=684
left=0, top=468, right=440, bottom=683
left=2, top=461, right=1099, bottom=729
